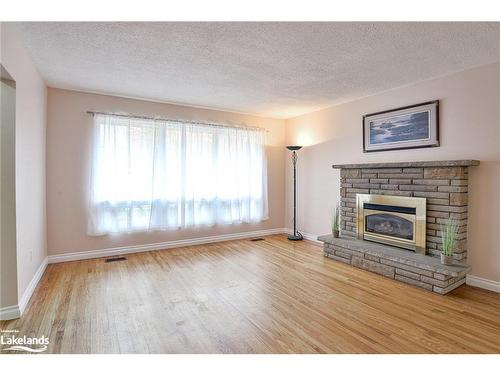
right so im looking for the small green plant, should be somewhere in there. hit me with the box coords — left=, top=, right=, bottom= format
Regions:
left=440, top=218, right=459, bottom=256
left=332, top=203, right=341, bottom=233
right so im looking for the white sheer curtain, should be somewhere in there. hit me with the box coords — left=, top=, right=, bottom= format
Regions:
left=88, top=114, right=268, bottom=235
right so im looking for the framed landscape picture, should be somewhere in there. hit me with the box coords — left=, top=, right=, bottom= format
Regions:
left=363, top=100, right=439, bottom=152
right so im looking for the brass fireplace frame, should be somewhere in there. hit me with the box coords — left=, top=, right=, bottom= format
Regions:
left=356, top=194, right=426, bottom=254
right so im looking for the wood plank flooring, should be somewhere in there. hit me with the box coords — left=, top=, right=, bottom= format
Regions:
left=1, top=234, right=499, bottom=353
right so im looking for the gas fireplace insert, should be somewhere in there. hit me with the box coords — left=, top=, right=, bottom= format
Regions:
left=356, top=194, right=426, bottom=254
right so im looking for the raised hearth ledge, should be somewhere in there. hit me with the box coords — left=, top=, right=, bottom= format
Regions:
left=318, top=235, right=471, bottom=294
left=332, top=159, right=479, bottom=169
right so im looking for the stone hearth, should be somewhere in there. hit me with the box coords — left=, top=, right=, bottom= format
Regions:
left=319, top=160, right=479, bottom=294
left=318, top=235, right=470, bottom=294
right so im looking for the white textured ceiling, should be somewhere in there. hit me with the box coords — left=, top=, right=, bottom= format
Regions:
left=16, top=22, right=500, bottom=118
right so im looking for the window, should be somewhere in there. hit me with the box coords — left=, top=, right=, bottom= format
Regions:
left=88, top=114, right=268, bottom=235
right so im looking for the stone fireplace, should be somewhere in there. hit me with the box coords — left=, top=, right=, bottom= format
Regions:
left=318, top=160, right=479, bottom=294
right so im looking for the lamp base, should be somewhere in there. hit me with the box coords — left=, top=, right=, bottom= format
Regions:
left=287, top=233, right=303, bottom=241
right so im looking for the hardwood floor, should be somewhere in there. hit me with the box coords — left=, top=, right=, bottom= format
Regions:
left=1, top=234, right=500, bottom=354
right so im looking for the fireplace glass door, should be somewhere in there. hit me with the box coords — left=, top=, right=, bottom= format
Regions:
left=365, top=212, right=414, bottom=241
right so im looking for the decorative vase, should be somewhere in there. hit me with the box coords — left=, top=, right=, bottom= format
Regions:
left=440, top=253, right=454, bottom=265
left=333, top=229, right=340, bottom=238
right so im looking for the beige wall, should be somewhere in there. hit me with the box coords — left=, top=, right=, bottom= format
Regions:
left=0, top=23, right=47, bottom=307
left=46, top=88, right=286, bottom=255
left=285, top=61, right=500, bottom=282
left=1, top=74, right=18, bottom=308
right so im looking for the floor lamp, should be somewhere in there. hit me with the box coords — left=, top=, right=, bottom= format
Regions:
left=286, top=145, right=303, bottom=241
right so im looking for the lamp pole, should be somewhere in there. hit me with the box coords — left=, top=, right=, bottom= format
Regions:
left=286, top=146, right=303, bottom=241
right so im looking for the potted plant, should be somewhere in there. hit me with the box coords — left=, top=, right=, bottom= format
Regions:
left=332, top=203, right=341, bottom=238
left=440, top=218, right=459, bottom=265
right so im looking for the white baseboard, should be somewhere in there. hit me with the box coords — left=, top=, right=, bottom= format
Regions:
left=19, top=258, right=48, bottom=314
left=466, top=275, right=500, bottom=293
left=1, top=257, right=49, bottom=321
left=284, top=228, right=322, bottom=244
left=48, top=228, right=288, bottom=264
left=0, top=305, right=21, bottom=321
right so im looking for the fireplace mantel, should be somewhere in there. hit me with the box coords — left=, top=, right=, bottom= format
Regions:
left=332, top=160, right=479, bottom=169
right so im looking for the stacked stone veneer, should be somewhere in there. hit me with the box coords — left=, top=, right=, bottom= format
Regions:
left=337, top=160, right=479, bottom=263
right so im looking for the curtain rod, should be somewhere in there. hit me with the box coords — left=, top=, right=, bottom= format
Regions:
left=86, top=111, right=268, bottom=132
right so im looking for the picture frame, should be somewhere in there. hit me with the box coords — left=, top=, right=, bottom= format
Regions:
left=363, top=100, right=439, bottom=152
